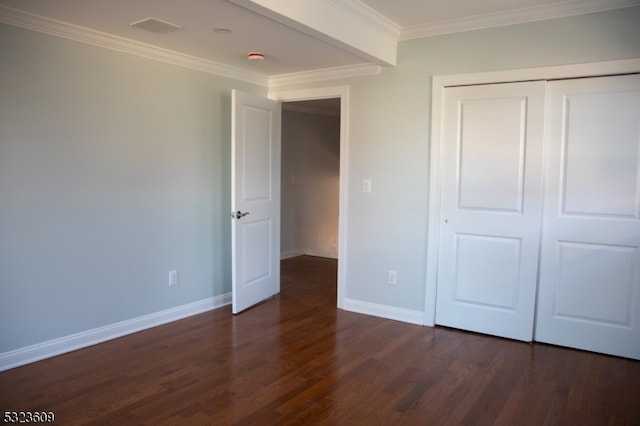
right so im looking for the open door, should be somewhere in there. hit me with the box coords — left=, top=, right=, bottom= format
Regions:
left=231, top=90, right=281, bottom=314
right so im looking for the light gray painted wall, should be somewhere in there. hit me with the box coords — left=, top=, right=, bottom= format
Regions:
left=0, top=24, right=264, bottom=353
left=1, top=6, right=639, bottom=354
left=281, top=110, right=340, bottom=259
left=271, top=6, right=640, bottom=311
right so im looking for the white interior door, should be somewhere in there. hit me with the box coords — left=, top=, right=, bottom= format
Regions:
left=436, top=81, right=546, bottom=341
left=535, top=74, right=640, bottom=359
left=231, top=90, right=281, bottom=314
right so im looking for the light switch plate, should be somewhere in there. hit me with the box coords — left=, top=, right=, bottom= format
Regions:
left=362, top=179, right=372, bottom=194
left=169, top=270, right=178, bottom=286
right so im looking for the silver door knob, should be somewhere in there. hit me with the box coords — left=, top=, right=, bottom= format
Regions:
left=231, top=211, right=250, bottom=219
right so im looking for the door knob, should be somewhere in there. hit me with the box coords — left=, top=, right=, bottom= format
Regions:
left=231, top=211, right=250, bottom=219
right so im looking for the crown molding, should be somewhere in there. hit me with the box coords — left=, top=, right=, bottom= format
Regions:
left=400, top=0, right=640, bottom=40
left=0, top=6, right=268, bottom=87
left=269, top=63, right=381, bottom=88
left=230, top=0, right=397, bottom=65
left=0, top=4, right=381, bottom=89
left=330, top=0, right=401, bottom=39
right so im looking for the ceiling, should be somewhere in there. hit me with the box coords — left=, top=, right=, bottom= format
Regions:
left=1, top=0, right=638, bottom=81
left=362, top=0, right=576, bottom=27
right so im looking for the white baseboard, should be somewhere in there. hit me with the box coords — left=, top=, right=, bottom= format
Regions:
left=280, top=249, right=306, bottom=260
left=0, top=293, right=231, bottom=372
left=1, top=294, right=424, bottom=372
left=304, top=249, right=338, bottom=260
left=281, top=249, right=338, bottom=260
left=342, top=297, right=424, bottom=325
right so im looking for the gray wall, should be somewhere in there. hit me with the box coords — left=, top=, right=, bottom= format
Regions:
left=0, top=24, right=263, bottom=353
left=281, top=110, right=340, bottom=259
left=1, top=6, right=640, bottom=355
left=271, top=6, right=640, bottom=311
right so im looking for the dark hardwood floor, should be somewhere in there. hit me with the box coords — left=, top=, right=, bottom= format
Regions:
left=1, top=255, right=639, bottom=425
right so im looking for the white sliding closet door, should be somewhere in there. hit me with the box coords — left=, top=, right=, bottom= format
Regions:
left=436, top=81, right=546, bottom=341
left=535, top=74, right=640, bottom=359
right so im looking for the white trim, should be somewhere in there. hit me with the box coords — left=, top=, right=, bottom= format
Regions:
left=424, top=58, right=640, bottom=327
left=280, top=249, right=306, bottom=259
left=343, top=298, right=423, bottom=325
left=3, top=1, right=639, bottom=87
left=424, top=75, right=445, bottom=328
left=269, top=63, right=381, bottom=88
left=0, top=294, right=231, bottom=372
left=0, top=5, right=381, bottom=88
left=433, top=58, right=640, bottom=88
left=304, top=249, right=339, bottom=260
left=281, top=249, right=339, bottom=260
left=230, top=0, right=396, bottom=65
left=401, top=0, right=640, bottom=40
left=330, top=0, right=401, bottom=39
left=0, top=6, right=268, bottom=86
left=269, top=86, right=350, bottom=310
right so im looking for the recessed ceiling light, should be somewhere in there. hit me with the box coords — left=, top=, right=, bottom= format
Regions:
left=213, top=27, right=232, bottom=34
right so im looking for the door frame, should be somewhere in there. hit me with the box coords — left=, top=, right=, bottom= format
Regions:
left=268, top=85, right=350, bottom=309
left=424, top=58, right=640, bottom=326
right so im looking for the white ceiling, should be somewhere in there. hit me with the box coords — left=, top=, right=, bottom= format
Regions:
left=1, top=0, right=638, bottom=80
left=0, top=0, right=367, bottom=75
left=361, top=0, right=572, bottom=27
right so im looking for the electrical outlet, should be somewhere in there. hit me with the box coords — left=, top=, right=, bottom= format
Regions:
left=169, top=270, right=178, bottom=286
left=388, top=270, right=397, bottom=285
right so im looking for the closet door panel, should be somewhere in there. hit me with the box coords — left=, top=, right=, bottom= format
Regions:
left=536, top=74, right=640, bottom=359
left=436, top=81, right=546, bottom=341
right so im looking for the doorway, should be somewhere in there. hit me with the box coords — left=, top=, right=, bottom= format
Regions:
left=270, top=86, right=350, bottom=309
left=281, top=98, right=341, bottom=261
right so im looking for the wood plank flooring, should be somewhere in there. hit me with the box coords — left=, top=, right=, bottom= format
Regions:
left=1, top=255, right=639, bottom=425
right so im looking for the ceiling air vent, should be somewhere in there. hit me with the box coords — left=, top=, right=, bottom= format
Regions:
left=129, top=17, right=183, bottom=34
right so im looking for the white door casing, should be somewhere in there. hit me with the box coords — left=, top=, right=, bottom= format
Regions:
left=535, top=74, right=640, bottom=359
left=425, top=60, right=640, bottom=328
left=268, top=85, right=350, bottom=310
left=231, top=90, right=281, bottom=314
left=435, top=81, right=546, bottom=341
